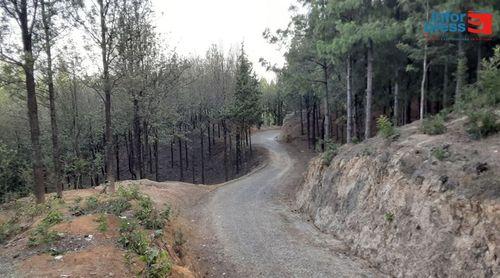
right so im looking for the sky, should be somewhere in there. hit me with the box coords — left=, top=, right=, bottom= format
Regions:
left=150, top=0, right=297, bottom=80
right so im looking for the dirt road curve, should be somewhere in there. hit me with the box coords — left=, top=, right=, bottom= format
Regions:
left=189, top=130, right=383, bottom=277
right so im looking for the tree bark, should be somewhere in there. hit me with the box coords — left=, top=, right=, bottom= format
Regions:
left=200, top=128, right=205, bottom=184
left=394, top=70, right=400, bottom=126
left=365, top=38, right=374, bottom=140
left=443, top=60, right=449, bottom=108
left=19, top=0, right=45, bottom=203
left=178, top=135, right=183, bottom=181
left=42, top=0, right=62, bottom=197
left=323, top=60, right=330, bottom=140
left=420, top=44, right=428, bottom=121
left=455, top=38, right=466, bottom=102
left=99, top=0, right=115, bottom=192
left=346, top=54, right=353, bottom=143
left=133, top=96, right=143, bottom=179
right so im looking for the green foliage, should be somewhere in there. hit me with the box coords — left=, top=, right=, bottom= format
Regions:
left=28, top=210, right=63, bottom=247
left=321, top=140, right=339, bottom=166
left=384, top=212, right=394, bottom=223
left=432, top=147, right=449, bottom=161
left=376, top=115, right=398, bottom=139
left=459, top=46, right=500, bottom=111
left=135, top=196, right=165, bottom=230
left=96, top=214, right=108, bottom=232
left=161, top=204, right=172, bottom=221
left=230, top=46, right=262, bottom=128
left=117, top=186, right=141, bottom=201
left=0, top=218, right=21, bottom=244
left=42, top=210, right=64, bottom=226
left=85, top=196, right=99, bottom=211
left=101, top=197, right=131, bottom=216
left=465, top=110, right=500, bottom=140
left=421, top=115, right=447, bottom=135
left=118, top=220, right=149, bottom=256
left=0, top=144, right=31, bottom=203
left=139, top=248, right=172, bottom=278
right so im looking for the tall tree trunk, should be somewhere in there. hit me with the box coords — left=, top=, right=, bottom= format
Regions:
left=127, top=130, right=136, bottom=179
left=323, top=61, right=330, bottom=140
left=99, top=0, right=114, bottom=192
left=115, top=134, right=120, bottom=181
left=170, top=140, right=174, bottom=168
left=455, top=37, right=466, bottom=102
left=19, top=0, right=45, bottom=203
left=306, top=100, right=311, bottom=148
left=365, top=38, right=374, bottom=140
left=420, top=44, right=428, bottom=121
left=42, top=0, right=62, bottom=197
left=394, top=70, right=400, bottom=126
left=312, top=101, right=317, bottom=148
left=223, top=122, right=228, bottom=181
left=178, top=136, right=183, bottom=181
left=346, top=54, right=353, bottom=143
left=153, top=131, right=159, bottom=182
left=299, top=97, right=304, bottom=135
left=200, top=128, right=205, bottom=184
left=235, top=129, right=241, bottom=174
left=443, top=60, right=449, bottom=108
left=133, top=96, right=143, bottom=179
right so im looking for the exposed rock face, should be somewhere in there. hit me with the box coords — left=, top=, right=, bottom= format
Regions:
left=296, top=119, right=500, bottom=277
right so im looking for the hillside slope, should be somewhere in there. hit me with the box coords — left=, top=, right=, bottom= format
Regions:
left=296, top=116, right=499, bottom=277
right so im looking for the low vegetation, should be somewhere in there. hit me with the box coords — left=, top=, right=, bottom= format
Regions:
left=421, top=115, right=447, bottom=135
left=377, top=115, right=399, bottom=140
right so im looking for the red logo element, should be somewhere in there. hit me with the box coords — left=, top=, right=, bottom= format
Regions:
left=467, top=11, right=493, bottom=35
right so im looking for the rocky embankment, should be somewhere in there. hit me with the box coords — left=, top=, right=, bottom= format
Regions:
left=295, top=117, right=499, bottom=277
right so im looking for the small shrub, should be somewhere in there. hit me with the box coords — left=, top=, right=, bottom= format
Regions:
left=384, top=212, right=394, bottom=223
left=140, top=248, right=172, bottom=278
left=421, top=115, right=447, bottom=135
left=432, top=147, right=449, bottom=161
left=377, top=115, right=398, bottom=139
left=321, top=140, right=338, bottom=166
left=42, top=210, right=64, bottom=226
left=85, top=196, right=99, bottom=211
left=135, top=197, right=164, bottom=229
left=28, top=223, right=61, bottom=247
left=0, top=218, right=21, bottom=244
left=95, top=214, right=108, bottom=232
left=102, top=197, right=131, bottom=216
left=465, top=109, right=500, bottom=140
left=27, top=210, right=63, bottom=247
left=118, top=220, right=149, bottom=255
left=174, top=229, right=186, bottom=248
left=117, top=186, right=140, bottom=201
left=161, top=204, right=172, bottom=221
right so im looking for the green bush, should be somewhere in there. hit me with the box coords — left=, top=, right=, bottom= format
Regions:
left=0, top=144, right=31, bottom=203
left=421, top=115, right=447, bottom=135
left=135, top=196, right=164, bottom=230
left=101, top=197, right=131, bottom=216
left=466, top=109, right=500, bottom=140
left=140, top=248, right=172, bottom=278
left=117, top=186, right=141, bottom=201
left=320, top=140, right=338, bottom=166
left=384, top=212, right=394, bottom=223
left=377, top=115, right=398, bottom=139
left=42, top=210, right=64, bottom=226
left=0, top=218, right=21, bottom=244
left=118, top=220, right=149, bottom=255
left=85, top=196, right=99, bottom=211
left=96, top=214, right=108, bottom=232
left=432, top=147, right=448, bottom=161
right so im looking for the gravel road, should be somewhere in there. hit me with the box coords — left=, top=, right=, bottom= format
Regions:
left=189, top=130, right=383, bottom=277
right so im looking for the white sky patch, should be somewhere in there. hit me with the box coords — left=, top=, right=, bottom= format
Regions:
left=151, top=0, right=295, bottom=81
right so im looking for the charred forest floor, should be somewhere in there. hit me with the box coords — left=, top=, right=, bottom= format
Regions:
left=115, top=133, right=266, bottom=185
